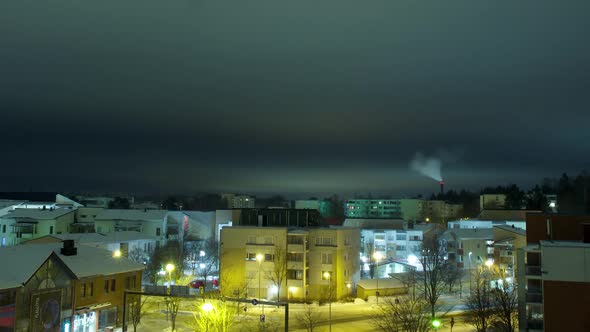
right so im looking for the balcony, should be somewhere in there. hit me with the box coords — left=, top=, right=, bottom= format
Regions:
left=525, top=265, right=542, bottom=276
left=526, top=292, right=543, bottom=303
left=287, top=244, right=306, bottom=252
left=457, top=248, right=464, bottom=255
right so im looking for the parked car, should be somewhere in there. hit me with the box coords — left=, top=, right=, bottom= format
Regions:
left=189, top=280, right=205, bottom=289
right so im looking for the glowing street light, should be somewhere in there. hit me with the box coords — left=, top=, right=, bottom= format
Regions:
left=432, top=318, right=442, bottom=329
left=165, top=263, right=175, bottom=289
left=485, top=259, right=494, bottom=268
left=201, top=302, right=214, bottom=312
left=113, top=249, right=122, bottom=258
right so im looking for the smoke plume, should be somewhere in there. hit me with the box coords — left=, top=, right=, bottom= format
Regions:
left=409, top=152, right=443, bottom=182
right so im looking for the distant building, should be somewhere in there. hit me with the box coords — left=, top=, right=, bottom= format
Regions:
left=220, top=226, right=360, bottom=301
left=230, top=195, right=256, bottom=209
left=517, top=213, right=590, bottom=332
left=345, top=198, right=462, bottom=223
left=345, top=199, right=402, bottom=219
left=0, top=241, right=144, bottom=332
left=447, top=219, right=526, bottom=230
left=480, top=194, right=507, bottom=210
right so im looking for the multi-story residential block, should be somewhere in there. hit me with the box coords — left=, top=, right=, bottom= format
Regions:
left=231, top=195, right=256, bottom=209
left=0, top=241, right=143, bottom=332
left=492, top=225, right=526, bottom=280
left=440, top=228, right=494, bottom=269
left=220, top=226, right=360, bottom=302
left=448, top=219, right=526, bottom=230
left=345, top=199, right=403, bottom=219
left=0, top=208, right=77, bottom=246
left=518, top=213, right=590, bottom=332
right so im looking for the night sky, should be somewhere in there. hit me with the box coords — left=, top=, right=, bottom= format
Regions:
left=2, top=1, right=589, bottom=197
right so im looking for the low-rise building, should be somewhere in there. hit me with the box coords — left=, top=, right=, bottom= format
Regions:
left=0, top=208, right=77, bottom=246
left=94, top=209, right=175, bottom=246
left=0, top=241, right=144, bottom=332
left=220, top=226, right=360, bottom=302
left=440, top=228, right=494, bottom=269
left=492, top=225, right=526, bottom=279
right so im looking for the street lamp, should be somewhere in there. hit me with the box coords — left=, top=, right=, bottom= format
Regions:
left=201, top=303, right=214, bottom=332
left=256, top=254, right=264, bottom=316
left=165, top=263, right=175, bottom=289
left=468, top=252, right=473, bottom=290
left=113, top=249, right=122, bottom=258
left=373, top=252, right=383, bottom=304
left=323, top=272, right=332, bottom=332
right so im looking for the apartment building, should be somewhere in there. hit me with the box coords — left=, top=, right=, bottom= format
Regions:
left=0, top=208, right=77, bottom=246
left=220, top=226, right=360, bottom=302
left=440, top=228, right=494, bottom=269
left=94, top=209, right=176, bottom=245
left=492, top=225, right=526, bottom=280
left=0, top=241, right=143, bottom=332
left=518, top=213, right=590, bottom=332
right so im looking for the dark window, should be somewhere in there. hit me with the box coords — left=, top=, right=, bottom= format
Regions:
left=2, top=225, right=5, bottom=233
left=49, top=226, right=54, bottom=235
left=104, top=280, right=109, bottom=293
left=81, top=283, right=86, bottom=298
left=156, top=228, right=161, bottom=236
left=111, top=278, right=116, bottom=292
left=90, top=282, right=94, bottom=297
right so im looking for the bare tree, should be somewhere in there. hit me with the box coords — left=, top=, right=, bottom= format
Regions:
left=442, top=264, right=464, bottom=295
left=186, top=239, right=219, bottom=284
left=296, top=304, right=324, bottom=332
left=128, top=294, right=148, bottom=332
left=490, top=268, right=518, bottom=332
left=266, top=247, right=287, bottom=301
left=166, top=296, right=182, bottom=332
left=418, top=237, right=447, bottom=318
left=465, top=267, right=494, bottom=332
left=219, top=271, right=253, bottom=314
left=371, top=296, right=432, bottom=332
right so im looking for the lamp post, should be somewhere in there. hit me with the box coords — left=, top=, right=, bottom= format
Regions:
left=165, top=263, right=175, bottom=291
left=373, top=252, right=383, bottom=304
left=323, top=272, right=332, bottom=332
left=468, top=252, right=473, bottom=290
left=256, top=254, right=264, bottom=316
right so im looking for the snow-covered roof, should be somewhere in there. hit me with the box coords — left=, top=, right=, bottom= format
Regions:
left=357, top=278, right=406, bottom=290
left=95, top=209, right=167, bottom=221
left=342, top=218, right=405, bottom=230
left=2, top=207, right=76, bottom=220
left=494, top=224, right=526, bottom=236
left=441, top=228, right=494, bottom=241
left=0, top=243, right=144, bottom=290
left=30, top=231, right=158, bottom=244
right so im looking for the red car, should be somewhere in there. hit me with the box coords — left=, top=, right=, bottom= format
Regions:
left=189, top=280, right=205, bottom=289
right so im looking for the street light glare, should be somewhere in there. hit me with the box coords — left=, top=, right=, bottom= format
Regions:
left=373, top=252, right=383, bottom=260
left=202, top=303, right=213, bottom=312
left=165, top=263, right=175, bottom=272
left=323, top=271, right=331, bottom=279
left=113, top=250, right=122, bottom=258
left=485, top=259, right=494, bottom=267
left=256, top=254, right=264, bottom=262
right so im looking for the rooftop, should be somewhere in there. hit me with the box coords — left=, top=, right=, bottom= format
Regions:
left=28, top=231, right=158, bottom=244
left=494, top=224, right=526, bottom=236
left=2, top=207, right=76, bottom=219
left=0, top=243, right=144, bottom=290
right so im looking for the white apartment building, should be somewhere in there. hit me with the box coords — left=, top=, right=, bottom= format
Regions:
left=0, top=208, right=77, bottom=246
left=93, top=209, right=176, bottom=246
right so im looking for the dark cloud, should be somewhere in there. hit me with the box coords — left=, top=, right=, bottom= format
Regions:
left=1, top=0, right=589, bottom=196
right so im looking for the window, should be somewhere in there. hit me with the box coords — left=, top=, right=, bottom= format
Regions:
left=321, top=253, right=333, bottom=264
left=288, top=235, right=304, bottom=244
left=397, top=245, right=406, bottom=251
left=287, top=252, right=303, bottom=262
left=264, top=237, right=273, bottom=245
left=1, top=225, right=5, bottom=233
left=81, top=283, right=86, bottom=298
left=111, top=278, right=116, bottom=292
left=264, top=254, right=274, bottom=262
left=90, top=282, right=94, bottom=297
left=396, top=234, right=406, bottom=241
left=156, top=228, right=161, bottom=236
left=287, top=269, right=303, bottom=280
left=246, top=253, right=257, bottom=261
left=316, top=237, right=335, bottom=246
left=104, top=280, right=109, bottom=293
left=247, top=236, right=256, bottom=244
left=49, top=226, right=54, bottom=235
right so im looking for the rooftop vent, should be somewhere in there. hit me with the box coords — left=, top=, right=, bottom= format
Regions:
left=61, top=239, right=77, bottom=256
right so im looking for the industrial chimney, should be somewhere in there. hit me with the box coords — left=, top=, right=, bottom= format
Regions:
left=440, top=181, right=445, bottom=195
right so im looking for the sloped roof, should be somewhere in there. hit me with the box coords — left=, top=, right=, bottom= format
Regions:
left=95, top=209, right=167, bottom=221
left=0, top=243, right=145, bottom=290
left=2, top=207, right=76, bottom=220
left=357, top=278, right=406, bottom=290
left=494, top=224, right=526, bottom=236
left=442, top=228, right=494, bottom=241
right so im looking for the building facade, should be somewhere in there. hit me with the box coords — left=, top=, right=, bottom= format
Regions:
left=220, top=226, right=360, bottom=302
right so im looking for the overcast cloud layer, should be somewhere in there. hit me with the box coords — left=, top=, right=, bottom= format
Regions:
left=1, top=0, right=589, bottom=196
